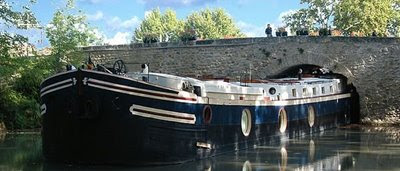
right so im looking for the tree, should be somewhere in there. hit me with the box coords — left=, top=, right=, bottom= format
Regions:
left=185, top=8, right=244, bottom=39
left=1, top=0, right=39, bottom=88
left=162, top=9, right=184, bottom=41
left=134, top=8, right=184, bottom=42
left=46, top=0, right=99, bottom=68
left=302, top=0, right=339, bottom=29
left=385, top=0, right=400, bottom=36
left=1, top=0, right=37, bottom=74
left=282, top=9, right=314, bottom=33
left=0, top=0, right=47, bottom=130
left=133, top=8, right=244, bottom=42
left=334, top=0, right=396, bottom=36
left=282, top=0, right=338, bottom=32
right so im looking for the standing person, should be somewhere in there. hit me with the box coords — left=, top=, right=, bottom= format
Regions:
left=265, top=24, right=272, bottom=37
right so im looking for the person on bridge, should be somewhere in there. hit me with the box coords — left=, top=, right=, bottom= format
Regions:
left=265, top=24, right=272, bottom=37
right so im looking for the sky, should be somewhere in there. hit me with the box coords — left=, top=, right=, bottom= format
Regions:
left=10, top=0, right=304, bottom=47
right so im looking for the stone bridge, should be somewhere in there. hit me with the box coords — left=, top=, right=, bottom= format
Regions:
left=82, top=37, right=400, bottom=125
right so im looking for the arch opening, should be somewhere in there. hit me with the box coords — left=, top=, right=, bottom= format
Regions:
left=269, top=64, right=360, bottom=124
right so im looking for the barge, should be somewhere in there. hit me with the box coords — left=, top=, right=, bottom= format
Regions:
left=40, top=60, right=353, bottom=165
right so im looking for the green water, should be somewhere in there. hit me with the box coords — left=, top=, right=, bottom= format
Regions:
left=1, top=127, right=400, bottom=170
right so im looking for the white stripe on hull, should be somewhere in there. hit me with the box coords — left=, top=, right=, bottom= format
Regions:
left=88, top=78, right=187, bottom=98
left=87, top=83, right=198, bottom=103
left=40, top=104, right=47, bottom=116
left=40, top=78, right=73, bottom=93
left=40, top=83, right=74, bottom=97
left=129, top=104, right=196, bottom=124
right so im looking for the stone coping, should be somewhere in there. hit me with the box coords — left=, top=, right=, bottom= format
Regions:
left=81, top=36, right=400, bottom=52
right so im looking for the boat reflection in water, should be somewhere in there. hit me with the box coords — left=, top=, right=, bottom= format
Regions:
left=43, top=128, right=359, bottom=170
left=2, top=127, right=400, bottom=170
left=197, top=129, right=358, bottom=171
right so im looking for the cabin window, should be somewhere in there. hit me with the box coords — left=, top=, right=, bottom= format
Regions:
left=292, top=89, right=297, bottom=97
left=302, top=88, right=308, bottom=96
left=330, top=86, right=333, bottom=93
left=241, top=109, right=252, bottom=137
left=321, top=87, right=325, bottom=94
left=194, top=86, right=202, bottom=96
left=312, top=87, right=317, bottom=95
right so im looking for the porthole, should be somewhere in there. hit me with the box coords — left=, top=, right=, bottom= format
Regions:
left=308, top=105, right=315, bottom=127
left=241, top=109, right=252, bottom=137
left=278, top=108, right=288, bottom=133
left=269, top=87, right=276, bottom=95
left=203, top=105, right=212, bottom=124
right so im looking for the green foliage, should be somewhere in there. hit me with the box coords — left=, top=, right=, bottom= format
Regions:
left=0, top=56, right=55, bottom=130
left=179, top=28, right=197, bottom=41
left=185, top=8, right=244, bottom=39
left=133, top=8, right=243, bottom=42
left=283, top=0, right=337, bottom=33
left=387, top=0, right=400, bottom=36
left=301, top=0, right=338, bottom=29
left=284, top=0, right=400, bottom=36
left=334, top=0, right=397, bottom=36
left=282, top=9, right=314, bottom=33
left=0, top=0, right=56, bottom=130
left=46, top=0, right=99, bottom=68
left=134, top=8, right=184, bottom=42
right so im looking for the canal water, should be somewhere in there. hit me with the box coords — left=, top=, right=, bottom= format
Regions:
left=1, top=126, right=400, bottom=170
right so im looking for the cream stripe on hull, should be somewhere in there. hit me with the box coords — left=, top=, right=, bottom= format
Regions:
left=129, top=104, right=196, bottom=124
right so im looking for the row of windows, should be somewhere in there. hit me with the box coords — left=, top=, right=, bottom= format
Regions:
left=292, top=85, right=334, bottom=97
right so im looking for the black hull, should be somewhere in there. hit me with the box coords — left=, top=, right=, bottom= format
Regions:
left=40, top=69, right=352, bottom=165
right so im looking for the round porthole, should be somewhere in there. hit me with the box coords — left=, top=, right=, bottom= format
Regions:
left=241, top=109, right=252, bottom=137
left=203, top=105, right=212, bottom=124
left=308, top=105, right=315, bottom=127
left=269, top=87, right=276, bottom=95
left=278, top=108, right=288, bottom=133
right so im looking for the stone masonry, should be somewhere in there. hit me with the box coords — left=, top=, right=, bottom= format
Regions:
left=82, top=36, right=400, bottom=125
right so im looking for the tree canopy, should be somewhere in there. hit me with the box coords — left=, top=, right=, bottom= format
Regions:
left=335, top=0, right=397, bottom=36
left=185, top=8, right=243, bottom=39
left=1, top=0, right=38, bottom=85
left=282, top=0, right=400, bottom=36
left=134, top=8, right=184, bottom=42
left=133, top=8, right=243, bottom=42
left=46, top=0, right=100, bottom=67
left=0, top=0, right=49, bottom=129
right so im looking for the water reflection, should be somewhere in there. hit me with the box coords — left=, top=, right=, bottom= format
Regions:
left=0, top=133, right=42, bottom=170
left=1, top=127, right=400, bottom=170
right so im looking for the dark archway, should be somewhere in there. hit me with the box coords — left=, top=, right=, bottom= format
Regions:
left=268, top=64, right=360, bottom=124
left=268, top=64, right=351, bottom=80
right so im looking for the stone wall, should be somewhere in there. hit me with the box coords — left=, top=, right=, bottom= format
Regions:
left=82, top=37, right=400, bottom=125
